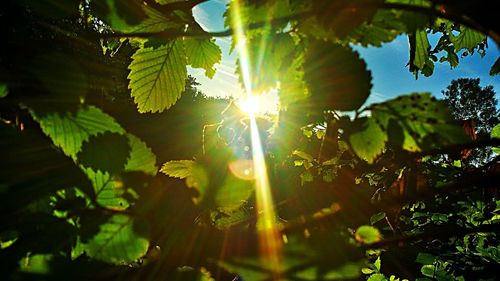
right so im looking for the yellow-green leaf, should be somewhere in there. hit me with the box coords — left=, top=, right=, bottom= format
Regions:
left=184, top=38, right=222, bottom=79
left=128, top=40, right=187, bottom=113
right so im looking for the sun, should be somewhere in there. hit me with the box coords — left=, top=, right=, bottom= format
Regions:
left=238, top=95, right=260, bottom=114
left=236, top=93, right=279, bottom=115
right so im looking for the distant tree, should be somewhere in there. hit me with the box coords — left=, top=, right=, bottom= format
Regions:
left=442, top=78, right=499, bottom=165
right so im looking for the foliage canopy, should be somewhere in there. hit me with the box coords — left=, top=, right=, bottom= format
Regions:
left=0, top=0, right=499, bottom=280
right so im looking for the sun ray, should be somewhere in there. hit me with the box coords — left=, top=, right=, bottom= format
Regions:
left=230, top=0, right=283, bottom=276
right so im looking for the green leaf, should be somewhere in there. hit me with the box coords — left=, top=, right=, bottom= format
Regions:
left=80, top=214, right=149, bottom=264
left=416, top=252, right=436, bottom=265
left=184, top=37, right=222, bottom=79
left=368, top=273, right=387, bottom=281
left=293, top=150, right=314, bottom=162
left=393, top=0, right=432, bottom=32
left=91, top=0, right=146, bottom=32
left=450, top=26, right=486, bottom=52
left=346, top=10, right=406, bottom=47
left=355, top=225, right=382, bottom=244
left=77, top=133, right=131, bottom=174
left=219, top=234, right=364, bottom=281
left=490, top=57, right=500, bottom=76
left=374, top=257, right=381, bottom=271
left=0, top=83, right=8, bottom=98
left=413, top=29, right=430, bottom=70
left=82, top=168, right=130, bottom=210
left=161, top=160, right=209, bottom=201
left=347, top=118, right=387, bottom=164
left=31, top=106, right=124, bottom=159
left=215, top=174, right=253, bottom=209
left=237, top=33, right=296, bottom=92
left=128, top=40, right=187, bottom=113
left=420, top=264, right=435, bottom=277
left=370, top=212, right=387, bottom=225
left=160, top=160, right=197, bottom=179
left=19, top=254, right=52, bottom=275
left=304, top=42, right=372, bottom=111
left=491, top=123, right=500, bottom=154
left=130, top=5, right=182, bottom=33
left=125, top=134, right=157, bottom=175
left=371, top=93, right=469, bottom=152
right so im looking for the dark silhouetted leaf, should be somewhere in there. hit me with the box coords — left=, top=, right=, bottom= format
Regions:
left=304, top=42, right=372, bottom=111
left=77, top=133, right=131, bottom=174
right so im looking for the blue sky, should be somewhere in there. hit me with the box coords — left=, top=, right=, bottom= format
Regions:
left=191, top=0, right=499, bottom=106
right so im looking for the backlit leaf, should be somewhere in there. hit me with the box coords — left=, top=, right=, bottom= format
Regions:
left=184, top=37, right=222, bottom=78
left=31, top=106, right=124, bottom=159
left=370, top=93, right=469, bottom=151
left=125, top=134, right=157, bottom=175
left=355, top=225, right=382, bottom=244
left=79, top=214, right=149, bottom=264
left=450, top=26, right=486, bottom=52
left=128, top=40, right=187, bottom=113
left=160, top=160, right=197, bottom=179
left=82, top=167, right=130, bottom=210
left=413, top=29, right=430, bottom=70
left=368, top=273, right=387, bottom=281
left=347, top=117, right=387, bottom=164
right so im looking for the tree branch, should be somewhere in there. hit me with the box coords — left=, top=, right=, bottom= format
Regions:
left=100, top=1, right=498, bottom=47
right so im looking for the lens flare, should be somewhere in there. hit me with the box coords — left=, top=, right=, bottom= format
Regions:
left=249, top=115, right=283, bottom=275
left=230, top=0, right=283, bottom=275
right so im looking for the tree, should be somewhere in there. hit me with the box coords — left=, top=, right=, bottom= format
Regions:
left=442, top=78, right=499, bottom=165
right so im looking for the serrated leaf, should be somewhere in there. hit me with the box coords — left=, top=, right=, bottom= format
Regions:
left=355, top=225, right=382, bottom=244
left=413, top=29, right=430, bottom=70
left=304, top=42, right=372, bottom=111
left=82, top=168, right=129, bottom=210
left=184, top=37, right=222, bottom=78
left=347, top=117, right=387, bottom=164
left=31, top=106, right=124, bottom=159
left=128, top=40, right=187, bottom=113
left=161, top=160, right=209, bottom=202
left=125, top=134, right=157, bottom=175
left=77, top=133, right=131, bottom=174
left=130, top=5, right=182, bottom=33
left=346, top=10, right=406, bottom=47
left=80, top=214, right=149, bottom=264
left=160, top=160, right=197, bottom=179
left=371, top=93, right=469, bottom=152
left=450, top=26, right=486, bottom=52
